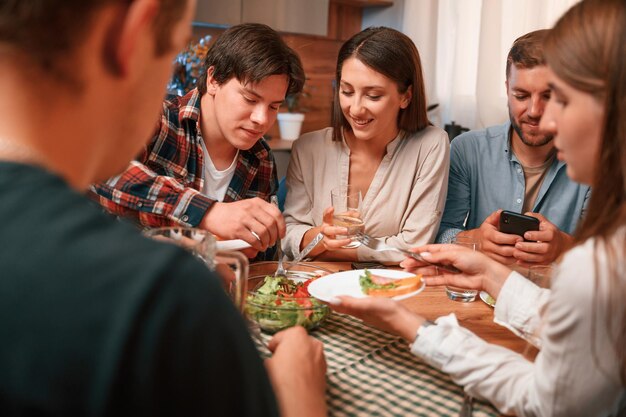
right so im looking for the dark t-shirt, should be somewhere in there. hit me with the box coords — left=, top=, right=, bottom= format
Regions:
left=0, top=162, right=278, bottom=416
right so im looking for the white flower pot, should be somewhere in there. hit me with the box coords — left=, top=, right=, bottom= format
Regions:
left=277, top=112, right=305, bottom=140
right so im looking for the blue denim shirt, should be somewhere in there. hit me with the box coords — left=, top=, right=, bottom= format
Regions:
left=436, top=122, right=590, bottom=243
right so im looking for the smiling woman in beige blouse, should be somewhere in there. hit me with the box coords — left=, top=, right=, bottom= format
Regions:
left=282, top=27, right=450, bottom=264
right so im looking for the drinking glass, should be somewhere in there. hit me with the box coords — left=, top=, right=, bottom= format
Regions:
left=528, top=264, right=554, bottom=288
left=331, top=185, right=364, bottom=248
left=143, top=227, right=249, bottom=312
left=445, top=235, right=479, bottom=302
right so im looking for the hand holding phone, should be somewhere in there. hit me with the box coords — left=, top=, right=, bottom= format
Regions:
left=499, top=210, right=540, bottom=240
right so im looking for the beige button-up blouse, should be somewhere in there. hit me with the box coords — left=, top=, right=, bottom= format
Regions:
left=283, top=126, right=450, bottom=263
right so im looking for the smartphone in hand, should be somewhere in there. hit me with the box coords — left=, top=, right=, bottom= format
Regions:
left=499, top=210, right=540, bottom=240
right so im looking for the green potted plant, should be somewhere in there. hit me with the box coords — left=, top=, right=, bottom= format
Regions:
left=277, top=84, right=311, bottom=140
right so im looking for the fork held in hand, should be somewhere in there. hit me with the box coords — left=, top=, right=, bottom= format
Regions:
left=355, top=232, right=461, bottom=274
left=270, top=196, right=286, bottom=277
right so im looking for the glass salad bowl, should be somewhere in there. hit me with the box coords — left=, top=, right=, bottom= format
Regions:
left=245, top=262, right=333, bottom=333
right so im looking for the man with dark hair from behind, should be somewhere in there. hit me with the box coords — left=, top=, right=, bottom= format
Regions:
left=436, top=29, right=590, bottom=266
left=92, top=22, right=305, bottom=260
left=0, top=1, right=326, bottom=416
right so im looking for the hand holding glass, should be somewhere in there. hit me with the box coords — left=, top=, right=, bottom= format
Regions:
left=143, top=227, right=249, bottom=311
left=528, top=264, right=554, bottom=288
left=330, top=185, right=364, bottom=248
left=445, top=235, right=479, bottom=302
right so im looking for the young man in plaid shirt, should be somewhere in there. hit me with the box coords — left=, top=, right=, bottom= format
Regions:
left=92, top=23, right=305, bottom=258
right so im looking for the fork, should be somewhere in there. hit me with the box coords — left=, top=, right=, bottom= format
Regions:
left=355, top=232, right=461, bottom=274
left=274, top=254, right=287, bottom=278
left=270, top=196, right=287, bottom=278
left=247, top=319, right=271, bottom=351
left=291, top=232, right=324, bottom=264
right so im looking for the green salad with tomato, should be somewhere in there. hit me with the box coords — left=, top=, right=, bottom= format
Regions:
left=245, top=275, right=330, bottom=333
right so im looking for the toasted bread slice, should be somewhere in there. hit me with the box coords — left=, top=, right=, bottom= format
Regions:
left=366, top=275, right=422, bottom=298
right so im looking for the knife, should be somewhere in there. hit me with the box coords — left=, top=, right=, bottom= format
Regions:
left=396, top=248, right=462, bottom=274
left=289, top=232, right=324, bottom=265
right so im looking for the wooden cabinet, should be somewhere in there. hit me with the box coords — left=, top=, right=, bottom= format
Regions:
left=331, top=0, right=393, bottom=6
left=192, top=0, right=394, bottom=138
left=328, top=0, right=393, bottom=40
left=195, top=0, right=241, bottom=27
left=243, top=0, right=329, bottom=37
left=195, top=0, right=329, bottom=36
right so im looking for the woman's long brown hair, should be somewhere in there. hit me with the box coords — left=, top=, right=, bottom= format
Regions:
left=545, top=0, right=626, bottom=384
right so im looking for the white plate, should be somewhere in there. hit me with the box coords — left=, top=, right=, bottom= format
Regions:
left=216, top=239, right=251, bottom=251
left=308, top=269, right=425, bottom=302
left=479, top=291, right=496, bottom=308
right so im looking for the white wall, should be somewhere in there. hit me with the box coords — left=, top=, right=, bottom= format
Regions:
left=362, top=0, right=441, bottom=125
left=362, top=0, right=579, bottom=130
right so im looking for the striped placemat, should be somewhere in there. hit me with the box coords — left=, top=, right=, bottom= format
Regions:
left=256, top=313, right=499, bottom=417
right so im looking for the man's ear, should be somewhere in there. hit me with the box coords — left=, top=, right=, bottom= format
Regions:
left=205, top=66, right=219, bottom=95
left=108, top=0, right=159, bottom=77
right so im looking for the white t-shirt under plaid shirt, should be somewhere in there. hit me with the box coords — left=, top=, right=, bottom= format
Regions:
left=200, top=138, right=238, bottom=202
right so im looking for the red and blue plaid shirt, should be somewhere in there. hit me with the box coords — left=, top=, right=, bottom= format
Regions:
left=91, top=89, right=278, bottom=228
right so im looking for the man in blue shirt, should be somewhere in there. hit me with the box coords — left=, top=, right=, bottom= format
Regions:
left=437, top=30, right=590, bottom=266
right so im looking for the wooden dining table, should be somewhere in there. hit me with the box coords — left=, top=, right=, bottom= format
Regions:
left=252, top=261, right=533, bottom=417
left=311, top=261, right=529, bottom=351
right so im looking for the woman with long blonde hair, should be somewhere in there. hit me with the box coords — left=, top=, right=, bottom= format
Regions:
left=332, top=0, right=626, bottom=415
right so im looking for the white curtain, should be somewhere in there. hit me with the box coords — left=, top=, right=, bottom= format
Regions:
left=400, top=0, right=580, bottom=130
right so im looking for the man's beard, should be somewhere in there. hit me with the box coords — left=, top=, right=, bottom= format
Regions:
left=510, top=111, right=554, bottom=147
